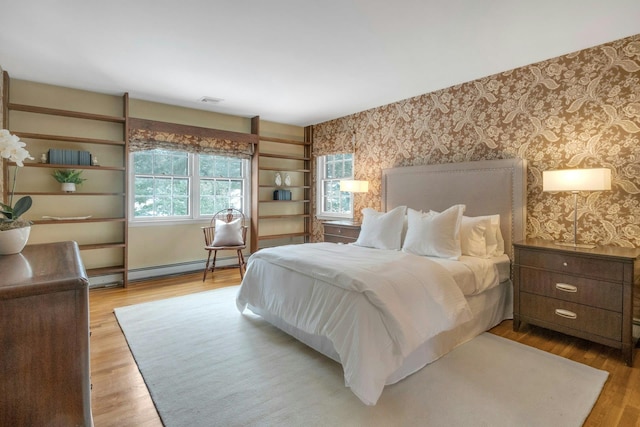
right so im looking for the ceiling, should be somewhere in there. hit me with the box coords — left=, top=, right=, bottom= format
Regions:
left=1, top=1, right=639, bottom=127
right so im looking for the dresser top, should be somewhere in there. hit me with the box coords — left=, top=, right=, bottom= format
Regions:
left=0, top=241, right=88, bottom=299
left=514, top=238, right=640, bottom=261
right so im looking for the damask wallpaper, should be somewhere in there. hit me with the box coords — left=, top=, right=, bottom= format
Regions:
left=0, top=66, right=5, bottom=197
left=311, top=35, right=640, bottom=248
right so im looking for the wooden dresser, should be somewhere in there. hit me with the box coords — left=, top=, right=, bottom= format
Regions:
left=0, top=241, right=93, bottom=426
left=323, top=220, right=361, bottom=244
left=513, top=238, right=640, bottom=365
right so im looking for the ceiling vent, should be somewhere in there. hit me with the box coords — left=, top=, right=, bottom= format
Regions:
left=199, top=96, right=224, bottom=104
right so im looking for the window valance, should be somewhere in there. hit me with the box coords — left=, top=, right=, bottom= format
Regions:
left=311, top=121, right=355, bottom=157
left=128, top=118, right=258, bottom=159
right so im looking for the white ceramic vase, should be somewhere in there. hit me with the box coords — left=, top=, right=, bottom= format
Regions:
left=62, top=183, right=76, bottom=193
left=0, top=226, right=31, bottom=255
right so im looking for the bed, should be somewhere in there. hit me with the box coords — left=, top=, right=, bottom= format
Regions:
left=236, top=158, right=527, bottom=405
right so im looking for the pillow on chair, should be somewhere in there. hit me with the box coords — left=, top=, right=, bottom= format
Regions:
left=212, top=218, right=244, bottom=246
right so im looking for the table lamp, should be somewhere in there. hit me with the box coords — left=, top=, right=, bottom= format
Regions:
left=543, top=168, right=611, bottom=248
left=339, top=180, right=369, bottom=193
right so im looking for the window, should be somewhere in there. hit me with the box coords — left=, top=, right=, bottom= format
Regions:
left=198, top=154, right=244, bottom=216
left=130, top=149, right=249, bottom=222
left=316, top=153, right=354, bottom=219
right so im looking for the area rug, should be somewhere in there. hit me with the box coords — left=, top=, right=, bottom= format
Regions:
left=114, top=285, right=608, bottom=427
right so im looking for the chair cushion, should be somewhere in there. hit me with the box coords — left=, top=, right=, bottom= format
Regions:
left=212, top=218, right=244, bottom=246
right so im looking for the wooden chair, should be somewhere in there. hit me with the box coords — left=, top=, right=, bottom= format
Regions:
left=202, top=208, right=248, bottom=281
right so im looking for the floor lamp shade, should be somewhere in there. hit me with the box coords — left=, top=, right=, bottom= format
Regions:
left=542, top=168, right=612, bottom=248
left=543, top=168, right=612, bottom=192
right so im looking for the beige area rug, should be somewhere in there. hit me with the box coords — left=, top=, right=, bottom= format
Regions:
left=114, top=285, right=608, bottom=427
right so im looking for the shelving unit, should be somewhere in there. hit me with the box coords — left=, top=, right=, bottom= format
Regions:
left=250, top=117, right=312, bottom=252
left=2, top=72, right=129, bottom=286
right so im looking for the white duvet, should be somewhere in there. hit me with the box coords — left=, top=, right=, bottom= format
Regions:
left=236, top=243, right=474, bottom=405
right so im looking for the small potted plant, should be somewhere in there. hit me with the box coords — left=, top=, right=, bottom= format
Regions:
left=52, top=169, right=86, bottom=193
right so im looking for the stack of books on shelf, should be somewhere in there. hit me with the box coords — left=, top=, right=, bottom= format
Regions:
left=273, top=189, right=292, bottom=200
left=48, top=149, right=92, bottom=166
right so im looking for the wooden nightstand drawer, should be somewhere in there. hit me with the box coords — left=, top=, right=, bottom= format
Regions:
left=324, top=224, right=360, bottom=239
left=324, top=234, right=358, bottom=244
left=323, top=221, right=361, bottom=244
left=519, top=268, right=622, bottom=311
left=517, top=248, right=624, bottom=282
left=520, top=293, right=622, bottom=341
left=513, top=238, right=640, bottom=365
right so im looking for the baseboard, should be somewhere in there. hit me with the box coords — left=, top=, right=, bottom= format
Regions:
left=88, top=256, right=239, bottom=288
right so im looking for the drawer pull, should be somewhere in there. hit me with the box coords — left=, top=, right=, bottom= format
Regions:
left=555, top=283, right=578, bottom=293
left=555, top=309, right=577, bottom=320
left=338, top=229, right=342, bottom=234
left=562, top=262, right=568, bottom=267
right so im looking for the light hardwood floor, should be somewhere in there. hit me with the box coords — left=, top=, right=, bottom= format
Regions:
left=89, top=271, right=640, bottom=427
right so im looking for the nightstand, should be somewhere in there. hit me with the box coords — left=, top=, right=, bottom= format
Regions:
left=513, top=238, right=640, bottom=365
left=323, top=220, right=361, bottom=244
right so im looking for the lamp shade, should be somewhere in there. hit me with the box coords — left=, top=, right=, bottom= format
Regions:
left=543, top=168, right=611, bottom=192
left=339, top=180, right=369, bottom=193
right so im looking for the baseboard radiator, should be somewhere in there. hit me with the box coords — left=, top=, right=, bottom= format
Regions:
left=88, top=255, right=242, bottom=288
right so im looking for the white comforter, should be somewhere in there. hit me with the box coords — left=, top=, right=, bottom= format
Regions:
left=236, top=243, right=473, bottom=405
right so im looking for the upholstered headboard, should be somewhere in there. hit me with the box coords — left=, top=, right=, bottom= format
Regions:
left=381, top=158, right=527, bottom=259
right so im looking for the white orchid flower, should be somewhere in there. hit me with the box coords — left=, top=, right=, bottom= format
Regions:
left=0, top=129, right=34, bottom=166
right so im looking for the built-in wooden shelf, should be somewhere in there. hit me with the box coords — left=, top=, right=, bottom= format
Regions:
left=13, top=131, right=125, bottom=146
left=4, top=79, right=129, bottom=287
left=8, top=102, right=126, bottom=123
left=258, top=232, right=310, bottom=241
left=260, top=153, right=310, bottom=161
left=258, top=214, right=311, bottom=220
left=11, top=162, right=125, bottom=171
left=251, top=118, right=312, bottom=252
left=259, top=185, right=311, bottom=189
left=258, top=166, right=311, bottom=173
left=12, top=191, right=125, bottom=196
left=259, top=136, right=311, bottom=146
left=32, top=217, right=126, bottom=225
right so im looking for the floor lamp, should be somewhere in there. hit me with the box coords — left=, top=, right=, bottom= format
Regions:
left=542, top=168, right=611, bottom=249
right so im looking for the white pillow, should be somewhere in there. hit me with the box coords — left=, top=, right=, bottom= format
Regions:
left=212, top=218, right=244, bottom=246
left=459, top=214, right=504, bottom=258
left=460, top=216, right=491, bottom=258
left=354, top=205, right=407, bottom=250
left=485, top=214, right=505, bottom=257
left=402, top=204, right=466, bottom=259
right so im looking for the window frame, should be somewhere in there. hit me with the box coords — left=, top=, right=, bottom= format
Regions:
left=128, top=150, right=251, bottom=226
left=315, top=153, right=355, bottom=220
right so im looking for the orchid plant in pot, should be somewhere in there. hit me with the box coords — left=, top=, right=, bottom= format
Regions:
left=0, top=129, right=34, bottom=254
